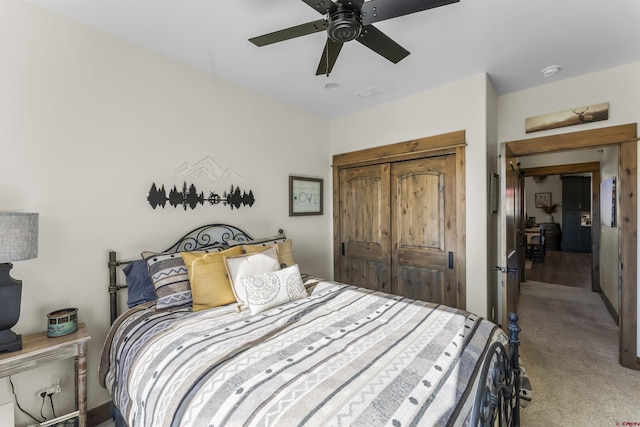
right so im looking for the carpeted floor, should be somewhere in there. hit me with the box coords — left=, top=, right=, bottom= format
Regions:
left=519, top=281, right=640, bottom=425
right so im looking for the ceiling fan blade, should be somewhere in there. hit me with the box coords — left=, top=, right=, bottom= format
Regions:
left=316, top=39, right=344, bottom=76
left=337, top=0, right=365, bottom=10
left=300, top=0, right=339, bottom=15
left=249, top=19, right=327, bottom=47
left=360, top=0, right=459, bottom=25
left=356, top=25, right=409, bottom=64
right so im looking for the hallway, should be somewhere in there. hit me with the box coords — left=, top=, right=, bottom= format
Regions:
left=517, top=248, right=640, bottom=424
left=518, top=281, right=640, bottom=425
left=525, top=249, right=592, bottom=290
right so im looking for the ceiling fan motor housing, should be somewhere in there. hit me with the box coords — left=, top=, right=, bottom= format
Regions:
left=327, top=7, right=362, bottom=42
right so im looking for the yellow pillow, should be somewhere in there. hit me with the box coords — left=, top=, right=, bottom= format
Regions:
left=244, top=239, right=295, bottom=267
left=181, top=246, right=243, bottom=311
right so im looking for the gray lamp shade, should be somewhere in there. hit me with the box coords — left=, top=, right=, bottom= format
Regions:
left=0, top=212, right=39, bottom=263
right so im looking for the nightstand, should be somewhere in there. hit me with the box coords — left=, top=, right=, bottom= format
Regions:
left=0, top=323, right=90, bottom=427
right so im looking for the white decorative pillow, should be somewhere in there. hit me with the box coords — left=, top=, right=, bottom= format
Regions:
left=242, top=264, right=307, bottom=315
left=224, top=247, right=280, bottom=310
left=244, top=239, right=295, bottom=268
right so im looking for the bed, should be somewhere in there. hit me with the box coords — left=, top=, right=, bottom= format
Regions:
left=100, top=224, right=525, bottom=427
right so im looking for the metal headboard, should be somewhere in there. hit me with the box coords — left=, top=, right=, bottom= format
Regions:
left=471, top=313, right=522, bottom=426
left=108, top=223, right=254, bottom=324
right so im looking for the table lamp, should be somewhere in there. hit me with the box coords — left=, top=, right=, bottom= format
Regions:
left=0, top=212, right=38, bottom=352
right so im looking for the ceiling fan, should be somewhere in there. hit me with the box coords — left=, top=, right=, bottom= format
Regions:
left=249, top=0, right=460, bottom=76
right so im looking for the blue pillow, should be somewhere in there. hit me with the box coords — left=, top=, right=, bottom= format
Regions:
left=123, top=259, right=157, bottom=308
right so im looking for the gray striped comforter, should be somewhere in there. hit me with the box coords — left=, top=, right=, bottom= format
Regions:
left=99, top=279, right=506, bottom=427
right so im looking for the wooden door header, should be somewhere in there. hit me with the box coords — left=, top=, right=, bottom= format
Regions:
left=505, top=123, right=637, bottom=157
left=522, top=162, right=600, bottom=177
left=332, top=130, right=466, bottom=168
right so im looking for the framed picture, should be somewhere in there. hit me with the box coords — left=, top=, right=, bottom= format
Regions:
left=535, top=192, right=551, bottom=208
left=289, top=176, right=323, bottom=216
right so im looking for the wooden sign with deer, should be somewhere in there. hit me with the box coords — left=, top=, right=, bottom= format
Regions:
left=525, top=102, right=609, bottom=133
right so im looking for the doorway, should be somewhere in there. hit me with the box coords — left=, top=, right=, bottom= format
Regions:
left=521, top=162, right=601, bottom=293
left=502, top=123, right=638, bottom=370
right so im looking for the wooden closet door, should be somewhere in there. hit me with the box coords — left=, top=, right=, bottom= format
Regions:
left=391, top=155, right=458, bottom=306
left=338, top=164, right=391, bottom=292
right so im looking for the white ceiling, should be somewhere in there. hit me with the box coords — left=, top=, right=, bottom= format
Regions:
left=27, top=0, right=640, bottom=118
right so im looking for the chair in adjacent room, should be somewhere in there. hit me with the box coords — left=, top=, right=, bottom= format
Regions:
left=528, top=234, right=545, bottom=262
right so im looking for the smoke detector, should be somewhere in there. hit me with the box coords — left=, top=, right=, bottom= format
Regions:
left=541, top=65, right=561, bottom=77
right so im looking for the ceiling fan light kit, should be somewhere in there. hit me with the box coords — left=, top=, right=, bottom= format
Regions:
left=249, top=0, right=460, bottom=76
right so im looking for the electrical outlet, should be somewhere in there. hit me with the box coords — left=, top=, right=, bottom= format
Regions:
left=36, top=378, right=61, bottom=398
left=36, top=386, right=56, bottom=398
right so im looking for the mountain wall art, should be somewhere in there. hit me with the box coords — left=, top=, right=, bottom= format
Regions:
left=147, top=157, right=255, bottom=211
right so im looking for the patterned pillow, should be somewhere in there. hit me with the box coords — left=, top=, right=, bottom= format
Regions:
left=142, top=245, right=226, bottom=310
left=244, top=239, right=295, bottom=268
left=180, top=246, right=243, bottom=311
left=241, top=264, right=307, bottom=315
left=224, top=247, right=280, bottom=310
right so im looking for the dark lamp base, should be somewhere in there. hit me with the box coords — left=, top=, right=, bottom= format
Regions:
left=0, top=329, right=22, bottom=352
left=0, top=263, right=23, bottom=352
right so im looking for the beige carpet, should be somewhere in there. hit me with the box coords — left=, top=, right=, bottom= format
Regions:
left=519, top=281, right=640, bottom=426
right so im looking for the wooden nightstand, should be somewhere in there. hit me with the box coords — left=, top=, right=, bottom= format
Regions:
left=0, top=323, right=90, bottom=427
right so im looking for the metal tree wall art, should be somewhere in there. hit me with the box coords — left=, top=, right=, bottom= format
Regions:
left=147, top=157, right=255, bottom=211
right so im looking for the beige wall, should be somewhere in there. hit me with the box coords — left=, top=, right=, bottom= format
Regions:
left=0, top=1, right=332, bottom=423
left=524, top=175, right=564, bottom=227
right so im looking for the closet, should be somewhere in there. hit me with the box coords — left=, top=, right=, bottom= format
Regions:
left=332, top=132, right=466, bottom=309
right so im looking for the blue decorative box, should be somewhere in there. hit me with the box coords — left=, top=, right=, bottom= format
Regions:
left=47, top=308, right=78, bottom=337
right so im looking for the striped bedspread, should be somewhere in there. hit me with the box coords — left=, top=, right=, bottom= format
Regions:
left=99, top=279, right=506, bottom=427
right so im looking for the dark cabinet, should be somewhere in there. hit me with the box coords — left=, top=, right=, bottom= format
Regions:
left=563, top=176, right=591, bottom=211
left=561, top=176, right=592, bottom=252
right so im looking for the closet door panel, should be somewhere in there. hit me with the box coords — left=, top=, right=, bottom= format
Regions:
left=396, top=169, right=443, bottom=249
left=339, top=164, right=391, bottom=292
left=391, top=155, right=457, bottom=306
left=344, top=259, right=386, bottom=290
left=397, top=265, right=445, bottom=304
